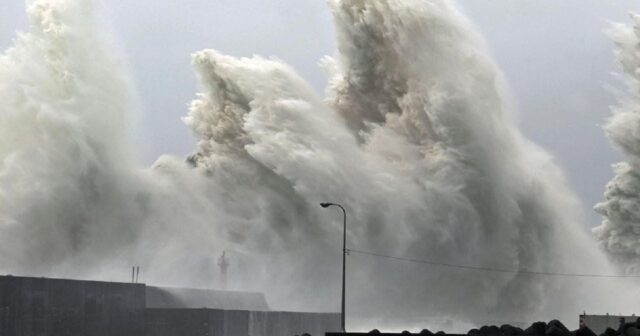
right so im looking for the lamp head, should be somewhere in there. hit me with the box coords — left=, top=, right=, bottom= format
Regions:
left=320, top=202, right=332, bottom=208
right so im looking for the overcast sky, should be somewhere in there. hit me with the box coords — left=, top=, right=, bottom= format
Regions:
left=2, top=0, right=640, bottom=228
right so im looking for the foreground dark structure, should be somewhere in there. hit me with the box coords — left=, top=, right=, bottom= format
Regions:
left=0, top=275, right=339, bottom=336
left=327, top=318, right=640, bottom=336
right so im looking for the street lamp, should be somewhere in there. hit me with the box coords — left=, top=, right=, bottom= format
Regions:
left=320, top=202, right=347, bottom=333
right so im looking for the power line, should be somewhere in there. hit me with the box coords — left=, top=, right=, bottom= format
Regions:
left=347, top=248, right=640, bottom=278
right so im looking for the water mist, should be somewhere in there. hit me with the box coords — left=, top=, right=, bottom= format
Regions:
left=0, top=0, right=635, bottom=330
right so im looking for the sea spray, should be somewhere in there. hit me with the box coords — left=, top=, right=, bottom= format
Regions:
left=595, top=14, right=640, bottom=272
left=0, top=0, right=634, bottom=327
left=180, top=0, right=629, bottom=322
left=0, top=0, right=142, bottom=276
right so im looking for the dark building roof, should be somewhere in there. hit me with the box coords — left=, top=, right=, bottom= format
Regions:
left=145, top=286, right=270, bottom=311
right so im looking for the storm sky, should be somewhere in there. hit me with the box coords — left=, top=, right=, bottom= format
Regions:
left=2, top=0, right=640, bottom=228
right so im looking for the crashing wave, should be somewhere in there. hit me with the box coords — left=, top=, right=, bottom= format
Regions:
left=594, top=14, right=640, bottom=272
left=0, top=0, right=632, bottom=326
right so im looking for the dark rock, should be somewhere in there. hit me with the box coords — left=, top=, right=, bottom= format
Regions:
left=480, top=325, right=501, bottom=336
left=526, top=322, right=548, bottom=336
left=547, top=326, right=571, bottom=336
left=575, top=326, right=597, bottom=336
left=600, top=327, right=619, bottom=336
left=501, top=324, right=524, bottom=336
left=619, top=318, right=632, bottom=335
left=401, top=331, right=412, bottom=335
left=420, top=329, right=434, bottom=335
left=624, top=328, right=640, bottom=336
left=369, top=330, right=381, bottom=334
left=548, top=320, right=570, bottom=333
left=547, top=323, right=571, bottom=336
left=468, top=328, right=481, bottom=335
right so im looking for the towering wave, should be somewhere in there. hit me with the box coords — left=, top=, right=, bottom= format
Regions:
left=0, top=0, right=143, bottom=276
left=180, top=0, right=625, bottom=322
left=321, top=0, right=616, bottom=321
left=0, top=0, right=632, bottom=328
left=594, top=14, right=640, bottom=272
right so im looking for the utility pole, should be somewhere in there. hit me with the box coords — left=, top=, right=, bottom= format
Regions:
left=320, top=202, right=347, bottom=332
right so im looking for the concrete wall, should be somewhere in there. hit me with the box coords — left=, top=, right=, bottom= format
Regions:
left=582, top=315, right=639, bottom=335
left=0, top=276, right=145, bottom=336
left=146, top=286, right=269, bottom=311
left=146, top=309, right=341, bottom=336
left=9, top=276, right=637, bottom=336
left=249, top=310, right=341, bottom=336
left=0, top=275, right=339, bottom=336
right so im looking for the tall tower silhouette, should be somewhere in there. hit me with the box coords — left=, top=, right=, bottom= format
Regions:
left=217, top=250, right=229, bottom=289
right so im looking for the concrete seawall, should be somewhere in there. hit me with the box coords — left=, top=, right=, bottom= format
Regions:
left=0, top=275, right=339, bottom=336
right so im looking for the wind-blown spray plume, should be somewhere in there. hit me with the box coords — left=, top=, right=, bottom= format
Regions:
left=594, top=14, right=640, bottom=272
left=0, top=0, right=145, bottom=275
left=0, top=0, right=632, bottom=329
left=181, top=0, right=625, bottom=323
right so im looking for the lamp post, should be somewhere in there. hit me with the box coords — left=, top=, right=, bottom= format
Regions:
left=320, top=202, right=347, bottom=332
